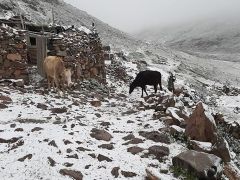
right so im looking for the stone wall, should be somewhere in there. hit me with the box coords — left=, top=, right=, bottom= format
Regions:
left=0, top=25, right=28, bottom=82
left=48, top=28, right=106, bottom=83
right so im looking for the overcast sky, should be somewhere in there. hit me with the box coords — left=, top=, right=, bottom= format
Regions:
left=64, top=0, right=240, bottom=33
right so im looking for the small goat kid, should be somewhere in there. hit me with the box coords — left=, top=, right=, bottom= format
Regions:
left=43, top=56, right=72, bottom=91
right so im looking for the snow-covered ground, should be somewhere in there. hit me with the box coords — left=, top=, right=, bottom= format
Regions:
left=0, top=57, right=188, bottom=180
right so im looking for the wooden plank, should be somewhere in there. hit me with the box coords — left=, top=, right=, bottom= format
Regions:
left=36, top=36, right=47, bottom=77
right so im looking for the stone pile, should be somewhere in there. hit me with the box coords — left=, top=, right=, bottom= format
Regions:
left=0, top=25, right=28, bottom=82
left=48, top=28, right=106, bottom=83
left=142, top=91, right=240, bottom=179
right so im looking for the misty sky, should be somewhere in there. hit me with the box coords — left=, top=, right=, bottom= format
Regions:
left=64, top=0, right=240, bottom=33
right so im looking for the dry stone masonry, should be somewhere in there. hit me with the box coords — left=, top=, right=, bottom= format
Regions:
left=0, top=25, right=28, bottom=82
left=48, top=27, right=106, bottom=83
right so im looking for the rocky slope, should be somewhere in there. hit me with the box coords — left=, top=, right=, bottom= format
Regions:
left=0, top=0, right=141, bottom=50
left=0, top=51, right=240, bottom=179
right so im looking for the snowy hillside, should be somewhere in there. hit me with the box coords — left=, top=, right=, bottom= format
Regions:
left=0, top=0, right=141, bottom=50
left=137, top=17, right=240, bottom=62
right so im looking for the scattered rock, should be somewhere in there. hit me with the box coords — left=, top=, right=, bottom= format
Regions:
left=223, top=162, right=240, bottom=180
left=37, top=103, right=48, bottom=110
left=85, top=165, right=91, bottom=169
left=66, top=148, right=73, bottom=153
left=88, top=153, right=96, bottom=159
left=127, top=120, right=134, bottom=123
left=212, top=137, right=231, bottom=163
left=90, top=128, right=113, bottom=141
left=90, top=99, right=101, bottom=107
left=172, top=150, right=223, bottom=179
left=18, top=154, right=32, bottom=162
left=9, top=139, right=24, bottom=150
left=63, top=139, right=72, bottom=145
left=122, top=134, right=135, bottom=141
left=169, top=125, right=185, bottom=136
left=76, top=147, right=92, bottom=152
left=66, top=154, right=79, bottom=159
left=14, top=128, right=24, bottom=132
left=59, top=169, right=83, bottom=180
left=51, top=107, right=67, bottom=114
left=0, top=95, right=12, bottom=103
left=97, top=154, right=112, bottom=162
left=48, top=157, right=56, bottom=167
left=185, top=102, right=217, bottom=143
left=190, top=140, right=212, bottom=153
left=0, top=103, right=8, bottom=109
left=145, top=169, right=160, bottom=180
left=98, top=144, right=114, bottom=150
left=0, top=136, right=22, bottom=144
left=48, top=140, right=58, bottom=148
left=111, top=167, right=120, bottom=178
left=161, top=95, right=175, bottom=108
left=123, top=138, right=144, bottom=145
left=10, top=124, right=16, bottom=128
left=95, top=113, right=101, bottom=118
left=127, top=146, right=144, bottom=155
left=160, top=116, right=175, bottom=126
left=139, top=131, right=170, bottom=144
left=100, top=121, right=111, bottom=127
left=121, top=170, right=137, bottom=178
left=31, top=127, right=43, bottom=132
left=166, top=107, right=185, bottom=126
left=148, top=145, right=170, bottom=160
left=64, top=162, right=74, bottom=167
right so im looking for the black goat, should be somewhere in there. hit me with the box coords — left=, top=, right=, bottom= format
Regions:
left=129, top=70, right=163, bottom=97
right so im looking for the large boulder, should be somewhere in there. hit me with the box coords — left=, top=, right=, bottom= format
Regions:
left=185, top=102, right=217, bottom=142
left=172, top=150, right=223, bottom=179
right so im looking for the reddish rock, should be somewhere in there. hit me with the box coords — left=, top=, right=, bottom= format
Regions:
left=212, top=137, right=231, bottom=163
left=98, top=144, right=114, bottom=150
left=90, top=99, right=101, bottom=107
left=185, top=102, right=217, bottom=142
left=51, top=107, right=67, bottom=114
left=90, top=128, right=113, bottom=141
left=123, top=138, right=144, bottom=145
left=31, top=127, right=43, bottom=132
left=148, top=145, right=170, bottom=160
left=97, top=154, right=112, bottom=162
left=0, top=95, right=12, bottom=104
left=0, top=103, right=8, bottom=109
left=223, top=162, right=240, bottom=180
left=59, top=169, right=83, bottom=180
left=122, top=134, right=135, bottom=141
left=121, top=170, right=137, bottom=178
left=139, top=131, right=170, bottom=144
left=111, top=167, right=120, bottom=178
left=190, top=140, right=212, bottom=153
left=127, top=146, right=144, bottom=155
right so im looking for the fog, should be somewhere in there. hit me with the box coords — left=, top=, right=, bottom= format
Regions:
left=64, top=0, right=240, bottom=33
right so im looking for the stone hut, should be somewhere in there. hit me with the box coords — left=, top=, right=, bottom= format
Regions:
left=0, top=16, right=106, bottom=84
